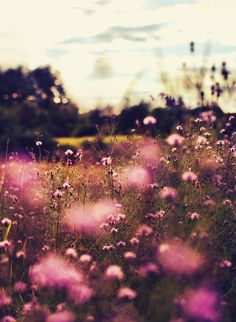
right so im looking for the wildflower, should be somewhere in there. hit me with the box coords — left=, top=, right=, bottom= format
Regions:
left=117, top=241, right=126, bottom=247
left=136, top=224, right=153, bottom=237
left=30, top=253, right=83, bottom=289
left=120, top=166, right=151, bottom=189
left=203, top=197, right=216, bottom=208
left=139, top=262, right=159, bottom=278
left=117, top=287, right=137, bottom=300
left=199, top=158, right=218, bottom=176
left=46, top=311, right=75, bottom=322
left=138, top=141, right=161, bottom=167
left=130, top=237, right=139, bottom=245
left=0, top=240, right=11, bottom=249
left=176, top=125, right=183, bottom=131
left=110, top=227, right=118, bottom=234
left=166, top=134, right=185, bottom=146
left=102, top=245, right=115, bottom=251
left=75, top=149, right=83, bottom=159
left=188, top=212, right=200, bottom=220
left=0, top=290, right=12, bottom=307
left=68, top=284, right=93, bottom=305
left=65, top=248, right=78, bottom=258
left=1, top=218, right=12, bottom=226
left=143, top=116, right=157, bottom=125
left=219, top=260, right=232, bottom=268
left=157, top=240, right=204, bottom=275
left=63, top=199, right=117, bottom=235
left=21, top=301, right=36, bottom=316
left=16, top=250, right=26, bottom=259
left=124, top=251, right=137, bottom=260
left=182, top=171, right=197, bottom=182
left=180, top=288, right=220, bottom=321
left=2, top=316, right=16, bottom=322
left=200, top=111, right=216, bottom=123
left=79, top=254, right=92, bottom=264
left=105, top=265, right=124, bottom=281
left=54, top=189, right=63, bottom=198
left=196, top=135, right=208, bottom=145
left=223, top=199, right=232, bottom=207
left=159, top=187, right=177, bottom=201
left=101, top=156, right=112, bottom=166
left=63, top=182, right=70, bottom=189
left=13, top=281, right=27, bottom=293
left=65, top=149, right=73, bottom=156
left=155, top=210, right=166, bottom=219
left=117, top=213, right=126, bottom=222
left=36, top=141, right=42, bottom=146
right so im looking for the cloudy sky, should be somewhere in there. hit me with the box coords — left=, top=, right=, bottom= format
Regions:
left=1, top=0, right=236, bottom=111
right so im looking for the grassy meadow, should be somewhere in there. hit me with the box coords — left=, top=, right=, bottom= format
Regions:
left=0, top=114, right=235, bottom=322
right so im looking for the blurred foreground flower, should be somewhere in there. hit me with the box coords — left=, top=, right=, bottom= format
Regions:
left=46, top=310, right=75, bottom=322
left=30, top=253, right=93, bottom=305
left=180, top=287, right=220, bottom=321
left=119, top=166, right=151, bottom=189
left=159, top=187, right=177, bottom=201
left=138, top=140, right=161, bottom=167
left=157, top=240, right=204, bottom=275
left=166, top=134, right=185, bottom=146
left=63, top=199, right=117, bottom=235
left=182, top=171, right=197, bottom=182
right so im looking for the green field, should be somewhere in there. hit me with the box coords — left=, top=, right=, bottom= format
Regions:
left=55, top=134, right=141, bottom=147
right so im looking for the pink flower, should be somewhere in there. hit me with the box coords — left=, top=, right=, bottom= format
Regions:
left=196, top=135, right=208, bottom=145
left=130, top=237, right=139, bottom=245
left=138, top=141, right=161, bottom=167
left=0, top=290, right=12, bottom=307
left=180, top=288, right=220, bottom=321
left=63, top=199, right=117, bottom=235
left=68, top=284, right=93, bottom=305
left=30, top=253, right=83, bottom=289
left=105, top=265, right=124, bottom=281
left=136, top=224, right=153, bottom=237
left=65, top=149, right=73, bottom=156
left=1, top=218, right=12, bottom=226
left=65, top=248, right=78, bottom=258
left=166, top=134, right=185, bottom=146
left=13, top=281, right=27, bottom=293
left=101, top=156, right=112, bottom=166
left=159, top=187, right=177, bottom=201
left=2, top=316, right=16, bottom=322
left=117, top=287, right=137, bottom=300
left=63, top=182, right=70, bottom=189
left=157, top=240, right=204, bottom=275
left=79, top=254, right=92, bottom=264
left=182, top=171, right=197, bottom=182
left=30, top=254, right=93, bottom=305
left=139, top=262, right=159, bottom=278
left=36, top=140, right=42, bottom=146
left=102, top=244, right=115, bottom=251
left=219, top=260, right=232, bottom=268
left=143, top=116, right=157, bottom=125
left=188, top=212, right=200, bottom=220
left=124, top=251, right=137, bottom=260
left=46, top=311, right=75, bottom=322
left=75, top=149, right=83, bottom=159
left=120, top=166, right=151, bottom=189
left=200, top=111, right=216, bottom=123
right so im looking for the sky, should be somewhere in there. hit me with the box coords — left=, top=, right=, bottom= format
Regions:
left=1, top=0, right=236, bottom=111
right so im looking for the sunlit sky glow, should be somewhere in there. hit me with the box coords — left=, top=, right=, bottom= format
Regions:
left=1, top=0, right=236, bottom=111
